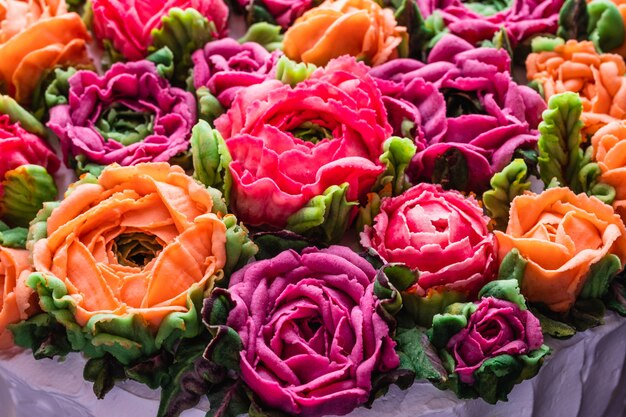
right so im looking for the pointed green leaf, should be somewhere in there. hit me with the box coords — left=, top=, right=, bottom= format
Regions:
left=0, top=221, right=27, bottom=248
left=275, top=56, right=316, bottom=87
left=394, top=327, right=447, bottom=384
left=479, top=279, right=527, bottom=310
left=1, top=165, right=57, bottom=228
left=375, top=137, right=417, bottom=196
left=558, top=0, right=589, bottom=41
left=239, top=22, right=284, bottom=52
left=483, top=159, right=531, bottom=230
left=579, top=254, right=621, bottom=299
left=588, top=0, right=625, bottom=52
left=496, top=248, right=527, bottom=283
left=0, top=95, right=46, bottom=136
left=191, top=121, right=232, bottom=203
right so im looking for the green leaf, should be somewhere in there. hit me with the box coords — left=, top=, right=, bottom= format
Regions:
left=579, top=254, right=621, bottom=299
left=496, top=248, right=528, bottom=283
left=191, top=121, right=233, bottom=203
left=84, top=354, right=127, bottom=399
left=356, top=193, right=382, bottom=231
left=0, top=95, right=46, bottom=136
left=394, top=327, right=447, bottom=384
left=482, top=159, right=531, bottom=230
left=570, top=298, right=606, bottom=330
left=375, top=137, right=417, bottom=196
left=286, top=183, right=358, bottom=243
left=0, top=221, right=27, bottom=248
left=26, top=201, right=59, bottom=251
left=196, top=87, right=225, bottom=122
left=423, top=12, right=449, bottom=50
left=0, top=165, right=57, bottom=228
left=206, top=380, right=251, bottom=417
left=251, top=230, right=321, bottom=261
left=529, top=306, right=577, bottom=338
left=531, top=36, right=566, bottom=53
left=393, top=0, right=429, bottom=60
left=44, top=67, right=77, bottom=110
left=147, top=47, right=175, bottom=79
left=431, top=148, right=469, bottom=192
left=605, top=275, right=626, bottom=315
left=204, top=325, right=243, bottom=372
left=558, top=0, right=589, bottom=41
left=402, top=289, right=468, bottom=328
left=537, top=92, right=585, bottom=191
left=429, top=302, right=476, bottom=348
left=479, top=279, right=527, bottom=310
left=239, top=22, right=284, bottom=52
left=275, top=56, right=316, bottom=87
left=588, top=0, right=626, bottom=52
left=8, top=313, right=72, bottom=359
left=374, top=265, right=413, bottom=317
left=223, top=215, right=258, bottom=278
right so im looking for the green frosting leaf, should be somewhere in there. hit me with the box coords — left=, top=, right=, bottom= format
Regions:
left=394, top=0, right=429, bottom=60
left=84, top=354, right=127, bottom=399
left=375, top=137, right=417, bottom=196
left=531, top=36, right=566, bottom=53
left=206, top=380, right=251, bottom=417
left=465, top=0, right=512, bottom=16
left=579, top=254, right=621, bottom=299
left=482, top=159, right=531, bottom=230
left=537, top=92, right=585, bottom=191
left=147, top=46, right=176, bottom=79
left=251, top=230, right=321, bottom=261
left=26, top=201, right=60, bottom=252
left=402, top=289, right=468, bottom=328
left=570, top=298, right=606, bottom=330
left=191, top=121, right=232, bottom=203
left=223, top=214, right=258, bottom=278
left=423, top=12, right=449, bottom=49
left=0, top=95, right=46, bottom=136
left=430, top=302, right=476, bottom=348
left=275, top=56, right=316, bottom=87
left=605, top=274, right=626, bottom=316
left=588, top=0, right=626, bottom=52
left=431, top=148, right=469, bottom=192
left=286, top=183, right=358, bottom=243
left=43, top=67, right=77, bottom=110
left=239, top=22, right=284, bottom=52
left=149, top=8, right=216, bottom=84
left=356, top=192, right=382, bottom=231
left=479, top=279, right=527, bottom=310
left=481, top=27, right=514, bottom=59
left=246, top=0, right=278, bottom=28
left=374, top=265, right=416, bottom=318
left=0, top=221, right=27, bottom=248
left=558, top=0, right=589, bottom=41
left=497, top=248, right=528, bottom=283
left=529, top=307, right=577, bottom=338
left=0, top=165, right=57, bottom=228
left=196, top=87, right=225, bottom=122
left=9, top=313, right=73, bottom=359
left=394, top=327, right=447, bottom=384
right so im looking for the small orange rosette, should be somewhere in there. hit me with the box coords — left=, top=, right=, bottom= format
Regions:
left=283, top=0, right=407, bottom=67
left=592, top=121, right=626, bottom=219
left=495, top=187, right=626, bottom=313
left=0, top=246, right=35, bottom=349
left=526, top=40, right=626, bottom=135
left=0, top=0, right=91, bottom=104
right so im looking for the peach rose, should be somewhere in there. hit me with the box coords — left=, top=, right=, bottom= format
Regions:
left=0, top=246, right=34, bottom=349
left=0, top=0, right=91, bottom=104
left=283, top=0, right=407, bottom=67
left=31, top=163, right=227, bottom=329
left=526, top=40, right=626, bottom=135
left=592, top=121, right=626, bottom=218
left=495, top=187, right=626, bottom=312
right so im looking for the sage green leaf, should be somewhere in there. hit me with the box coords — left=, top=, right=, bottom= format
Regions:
left=275, top=56, right=316, bottom=87
left=588, top=0, right=626, bottom=52
left=537, top=92, right=585, bottom=191
left=251, top=230, right=319, bottom=261
left=74, top=155, right=106, bottom=177
left=579, top=254, right=621, bottom=299
left=479, top=279, right=527, bottom=310
left=423, top=12, right=449, bottom=49
left=558, top=0, right=589, bottom=41
left=155, top=285, right=207, bottom=351
left=44, top=67, right=77, bottom=109
left=246, top=0, right=278, bottom=27
left=191, top=121, right=232, bottom=203
left=375, top=137, right=417, bottom=196
left=26, top=201, right=60, bottom=251
left=8, top=313, right=72, bottom=359
left=223, top=214, right=258, bottom=278
left=239, top=22, right=284, bottom=52
left=403, top=290, right=468, bottom=328
left=465, top=0, right=512, bottom=15
left=374, top=265, right=415, bottom=317
left=531, top=36, right=565, bottom=53
left=286, top=183, right=358, bottom=243
left=589, top=182, right=616, bottom=204
left=0, top=165, right=57, bottom=228
left=430, top=302, right=475, bottom=348
left=482, top=159, right=531, bottom=230
left=496, top=248, right=527, bottom=283
left=394, top=327, right=447, bottom=384
left=356, top=192, right=382, bottom=231
left=202, top=288, right=234, bottom=327
left=147, top=46, right=175, bottom=79
left=530, top=307, right=577, bottom=338
left=481, top=27, right=513, bottom=60
left=0, top=221, right=27, bottom=248
left=0, top=95, right=46, bottom=136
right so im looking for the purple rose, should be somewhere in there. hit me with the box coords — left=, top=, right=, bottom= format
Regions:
left=370, top=34, right=546, bottom=192
left=191, top=38, right=280, bottom=109
left=226, top=246, right=400, bottom=417
left=237, top=0, right=315, bottom=29
left=416, top=0, right=563, bottom=46
left=47, top=61, right=197, bottom=166
left=447, top=297, right=544, bottom=384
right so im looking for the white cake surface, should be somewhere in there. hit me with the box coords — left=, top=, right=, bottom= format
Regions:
left=1, top=312, right=625, bottom=417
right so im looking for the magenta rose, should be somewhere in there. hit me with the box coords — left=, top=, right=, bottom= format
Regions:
left=92, top=0, right=229, bottom=60
left=370, top=35, right=545, bottom=192
left=361, top=183, right=497, bottom=296
left=191, top=38, right=281, bottom=109
left=237, top=0, right=314, bottom=28
left=446, top=297, right=544, bottom=384
left=225, top=246, right=400, bottom=417
left=47, top=61, right=197, bottom=167
left=417, top=0, right=563, bottom=46
left=215, top=56, right=391, bottom=228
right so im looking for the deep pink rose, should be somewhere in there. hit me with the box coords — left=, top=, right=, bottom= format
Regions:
left=447, top=297, right=544, bottom=384
left=361, top=183, right=497, bottom=296
left=370, top=35, right=545, bottom=192
left=92, top=0, right=229, bottom=60
left=416, top=0, right=563, bottom=46
left=191, top=38, right=281, bottom=108
left=226, top=246, right=400, bottom=417
left=215, top=56, right=392, bottom=227
left=237, top=0, right=314, bottom=28
left=47, top=61, right=197, bottom=166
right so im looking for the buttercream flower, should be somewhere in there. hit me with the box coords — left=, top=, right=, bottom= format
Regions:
left=191, top=38, right=280, bottom=109
left=0, top=246, right=34, bottom=349
left=371, top=35, right=544, bottom=192
left=30, top=163, right=228, bottom=331
left=283, top=0, right=407, bottom=67
left=495, top=187, right=626, bottom=312
left=213, top=56, right=391, bottom=231
left=526, top=40, right=626, bottom=134
left=47, top=61, right=197, bottom=168
left=222, top=246, right=399, bottom=417
left=592, top=121, right=626, bottom=218
left=0, top=1, right=91, bottom=104
left=237, top=0, right=315, bottom=28
left=415, top=0, right=563, bottom=46
left=361, top=183, right=497, bottom=299
left=91, top=0, right=229, bottom=61
left=0, top=112, right=60, bottom=227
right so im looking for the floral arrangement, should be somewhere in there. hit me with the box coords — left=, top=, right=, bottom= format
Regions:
left=1, top=0, right=626, bottom=416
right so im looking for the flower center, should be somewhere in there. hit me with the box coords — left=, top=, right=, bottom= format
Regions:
left=96, top=103, right=155, bottom=146
left=441, top=89, right=486, bottom=118
left=462, top=0, right=512, bottom=16
left=291, top=122, right=334, bottom=144
left=111, top=232, right=164, bottom=268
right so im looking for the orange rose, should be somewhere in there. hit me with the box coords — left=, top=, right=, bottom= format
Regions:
left=592, top=121, right=626, bottom=218
left=283, top=0, right=407, bottom=67
left=495, top=187, right=626, bottom=312
left=31, top=163, right=227, bottom=329
left=0, top=246, right=35, bottom=349
left=526, top=40, right=626, bottom=135
left=0, top=0, right=91, bottom=104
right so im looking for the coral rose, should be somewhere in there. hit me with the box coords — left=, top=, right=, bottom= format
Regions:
left=0, top=246, right=34, bottom=349
left=495, top=187, right=626, bottom=312
left=283, top=0, right=407, bottom=67
left=31, top=163, right=227, bottom=329
left=0, top=0, right=91, bottom=104
left=592, top=121, right=626, bottom=218
left=526, top=40, right=626, bottom=135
